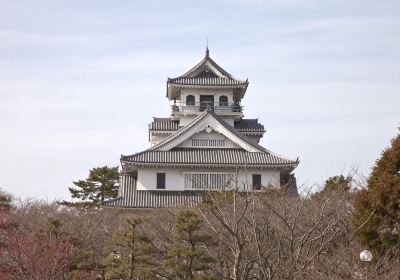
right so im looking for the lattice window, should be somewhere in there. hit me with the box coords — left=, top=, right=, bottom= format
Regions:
left=184, top=172, right=235, bottom=190
left=192, top=139, right=225, bottom=147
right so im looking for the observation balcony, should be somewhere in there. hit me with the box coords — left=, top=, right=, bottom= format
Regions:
left=171, top=101, right=243, bottom=118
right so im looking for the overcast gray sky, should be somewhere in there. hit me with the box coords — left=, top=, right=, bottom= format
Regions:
left=1, top=0, right=399, bottom=200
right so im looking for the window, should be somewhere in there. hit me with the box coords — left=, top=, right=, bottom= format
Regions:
left=186, top=95, right=195, bottom=106
left=184, top=172, right=235, bottom=190
left=156, top=173, right=166, bottom=189
left=252, top=174, right=262, bottom=190
left=219, top=95, right=228, bottom=107
left=192, top=139, right=225, bottom=147
left=200, top=95, right=214, bottom=111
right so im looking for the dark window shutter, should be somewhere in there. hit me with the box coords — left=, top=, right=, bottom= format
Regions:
left=186, top=95, right=195, bottom=106
left=252, top=174, right=262, bottom=190
left=219, top=95, right=228, bottom=106
left=157, top=173, right=166, bottom=189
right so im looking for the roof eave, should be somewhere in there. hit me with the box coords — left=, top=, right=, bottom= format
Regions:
left=120, top=160, right=299, bottom=169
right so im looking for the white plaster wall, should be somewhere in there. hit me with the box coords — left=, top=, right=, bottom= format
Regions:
left=235, top=168, right=281, bottom=189
left=136, top=167, right=281, bottom=191
left=137, top=168, right=184, bottom=191
left=179, top=116, right=195, bottom=127
left=150, top=133, right=172, bottom=146
left=177, top=89, right=239, bottom=127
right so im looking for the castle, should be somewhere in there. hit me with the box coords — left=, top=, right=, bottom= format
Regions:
left=103, top=48, right=299, bottom=208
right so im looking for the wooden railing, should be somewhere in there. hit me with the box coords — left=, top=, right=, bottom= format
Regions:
left=171, top=101, right=242, bottom=113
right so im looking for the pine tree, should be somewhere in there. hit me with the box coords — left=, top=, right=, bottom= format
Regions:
left=61, top=166, right=119, bottom=208
left=312, top=175, right=353, bottom=200
left=0, top=189, right=11, bottom=209
left=103, top=216, right=158, bottom=280
left=164, top=210, right=215, bottom=280
left=352, top=130, right=400, bottom=255
left=323, top=175, right=352, bottom=192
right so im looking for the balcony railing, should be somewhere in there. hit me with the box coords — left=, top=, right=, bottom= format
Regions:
left=171, top=101, right=242, bottom=113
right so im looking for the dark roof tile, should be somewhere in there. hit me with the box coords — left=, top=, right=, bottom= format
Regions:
left=149, top=117, right=264, bottom=133
left=121, top=148, right=298, bottom=168
left=102, top=190, right=202, bottom=208
left=168, top=77, right=248, bottom=86
left=150, top=118, right=180, bottom=131
left=234, top=119, right=265, bottom=132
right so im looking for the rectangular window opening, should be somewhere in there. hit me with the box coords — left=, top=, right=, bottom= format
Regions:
left=252, top=174, right=262, bottom=190
left=156, top=173, right=166, bottom=189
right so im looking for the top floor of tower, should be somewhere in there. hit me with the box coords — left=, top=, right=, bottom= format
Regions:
left=167, top=48, right=249, bottom=122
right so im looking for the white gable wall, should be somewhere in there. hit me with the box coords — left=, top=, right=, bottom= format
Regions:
left=177, top=131, right=241, bottom=149
left=157, top=114, right=263, bottom=152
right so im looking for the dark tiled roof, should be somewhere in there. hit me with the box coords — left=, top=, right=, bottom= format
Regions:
left=180, top=52, right=237, bottom=79
left=122, top=148, right=298, bottom=168
left=168, top=50, right=248, bottom=87
left=166, top=50, right=249, bottom=99
left=234, top=119, right=265, bottom=132
left=150, top=118, right=180, bottom=131
left=167, top=77, right=248, bottom=86
left=149, top=117, right=265, bottom=133
left=102, top=190, right=202, bottom=208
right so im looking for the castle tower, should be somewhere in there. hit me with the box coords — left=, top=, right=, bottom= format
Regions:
left=103, top=49, right=299, bottom=208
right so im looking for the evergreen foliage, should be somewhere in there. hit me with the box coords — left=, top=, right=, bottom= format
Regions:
left=353, top=130, right=400, bottom=255
left=0, top=189, right=11, bottom=209
left=103, top=216, right=158, bottom=280
left=323, top=175, right=352, bottom=192
left=61, top=166, right=119, bottom=208
left=164, top=210, right=215, bottom=280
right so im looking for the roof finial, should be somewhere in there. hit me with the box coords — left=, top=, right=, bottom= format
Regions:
left=205, top=38, right=209, bottom=58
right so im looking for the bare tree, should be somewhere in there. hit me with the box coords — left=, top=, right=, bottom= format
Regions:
left=195, top=179, right=378, bottom=280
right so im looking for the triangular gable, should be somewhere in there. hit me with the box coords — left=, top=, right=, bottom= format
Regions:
left=185, top=59, right=232, bottom=79
left=173, top=50, right=242, bottom=81
left=195, top=68, right=219, bottom=78
left=166, top=50, right=249, bottom=100
left=149, top=110, right=265, bottom=153
left=176, top=130, right=242, bottom=149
